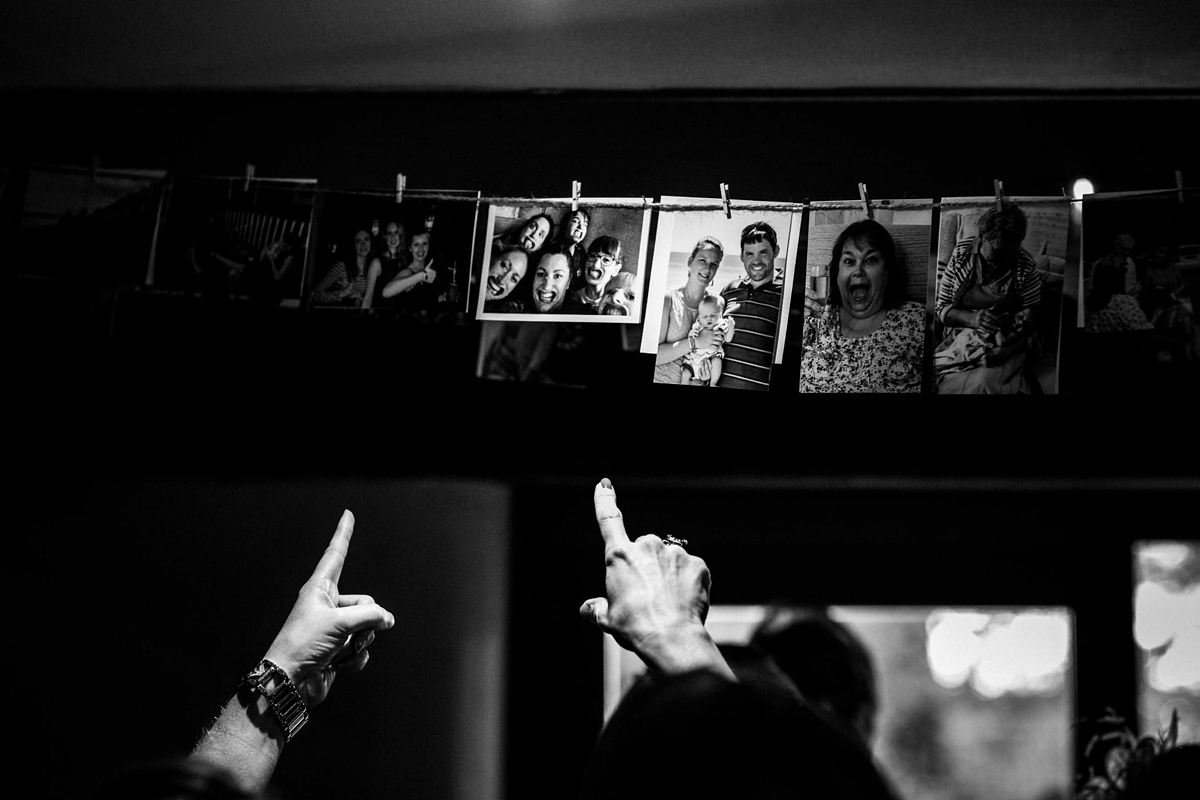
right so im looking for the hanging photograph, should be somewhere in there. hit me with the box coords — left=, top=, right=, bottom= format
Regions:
left=1076, top=187, right=1199, bottom=393
left=308, top=189, right=480, bottom=314
left=150, top=175, right=318, bottom=307
left=15, top=163, right=166, bottom=288
left=932, top=196, right=1070, bottom=394
left=473, top=200, right=652, bottom=323
left=798, top=201, right=933, bottom=393
left=640, top=197, right=801, bottom=390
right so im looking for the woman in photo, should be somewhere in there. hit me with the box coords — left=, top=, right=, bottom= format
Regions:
left=800, top=219, right=925, bottom=393
left=312, top=228, right=378, bottom=307
left=365, top=220, right=409, bottom=310
left=495, top=213, right=553, bottom=258
left=379, top=229, right=438, bottom=308
left=483, top=246, right=531, bottom=313
left=654, top=236, right=725, bottom=384
left=933, top=202, right=1042, bottom=394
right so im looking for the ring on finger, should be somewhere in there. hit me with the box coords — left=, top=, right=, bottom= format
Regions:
left=663, top=535, right=689, bottom=548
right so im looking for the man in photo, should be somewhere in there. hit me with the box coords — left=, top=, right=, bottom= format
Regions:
left=564, top=236, right=624, bottom=314
left=718, top=221, right=784, bottom=390
left=529, top=243, right=573, bottom=313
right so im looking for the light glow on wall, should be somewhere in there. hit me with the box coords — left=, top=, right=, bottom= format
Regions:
left=1135, top=570, right=1200, bottom=692
left=925, top=610, right=1071, bottom=697
left=1135, top=542, right=1200, bottom=742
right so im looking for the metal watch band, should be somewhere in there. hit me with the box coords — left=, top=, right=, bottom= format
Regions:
left=242, top=659, right=309, bottom=742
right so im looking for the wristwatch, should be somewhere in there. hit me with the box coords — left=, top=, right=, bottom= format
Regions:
left=240, top=659, right=309, bottom=742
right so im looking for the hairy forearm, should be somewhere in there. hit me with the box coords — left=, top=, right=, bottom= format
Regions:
left=189, top=688, right=284, bottom=795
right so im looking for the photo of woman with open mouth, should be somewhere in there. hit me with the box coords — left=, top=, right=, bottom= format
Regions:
left=800, top=218, right=927, bottom=393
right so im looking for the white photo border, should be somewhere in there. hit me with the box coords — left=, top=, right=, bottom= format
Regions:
left=474, top=198, right=653, bottom=324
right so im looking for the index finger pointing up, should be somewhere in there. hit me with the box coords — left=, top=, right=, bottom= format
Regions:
left=594, top=478, right=631, bottom=552
left=312, top=509, right=355, bottom=584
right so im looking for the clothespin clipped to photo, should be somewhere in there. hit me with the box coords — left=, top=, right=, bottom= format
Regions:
left=243, top=164, right=255, bottom=192
left=858, top=183, right=874, bottom=219
left=396, top=173, right=406, bottom=204
left=994, top=179, right=1004, bottom=212
left=571, top=180, right=582, bottom=212
left=1176, top=170, right=1185, bottom=204
left=720, top=183, right=731, bottom=219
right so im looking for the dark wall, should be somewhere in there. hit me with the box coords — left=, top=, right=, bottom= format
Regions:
left=5, top=91, right=1198, bottom=198
left=18, top=477, right=509, bottom=800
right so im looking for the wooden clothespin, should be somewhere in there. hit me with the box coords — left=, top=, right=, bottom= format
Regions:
left=243, top=164, right=255, bottom=192
left=720, top=183, right=731, bottom=219
left=994, top=179, right=1004, bottom=212
left=858, top=183, right=874, bottom=219
left=396, top=173, right=406, bottom=203
left=1176, top=170, right=1185, bottom=204
left=571, top=181, right=582, bottom=212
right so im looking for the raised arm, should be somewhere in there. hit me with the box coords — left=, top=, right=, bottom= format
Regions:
left=580, top=479, right=734, bottom=680
left=381, top=265, right=432, bottom=299
left=189, top=510, right=395, bottom=795
left=655, top=295, right=687, bottom=365
left=362, top=259, right=382, bottom=310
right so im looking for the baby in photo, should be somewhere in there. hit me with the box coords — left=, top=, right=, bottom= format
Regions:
left=681, top=294, right=735, bottom=386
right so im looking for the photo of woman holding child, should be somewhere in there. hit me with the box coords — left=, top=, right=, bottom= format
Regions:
left=932, top=198, right=1067, bottom=394
left=641, top=198, right=800, bottom=389
left=652, top=235, right=724, bottom=384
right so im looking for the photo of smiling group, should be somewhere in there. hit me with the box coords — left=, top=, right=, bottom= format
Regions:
left=475, top=201, right=652, bottom=323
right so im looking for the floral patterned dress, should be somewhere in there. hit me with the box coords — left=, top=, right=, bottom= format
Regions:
left=800, top=301, right=925, bottom=393
left=653, top=288, right=700, bottom=384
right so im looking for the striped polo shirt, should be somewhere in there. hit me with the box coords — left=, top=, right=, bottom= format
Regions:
left=717, top=275, right=783, bottom=390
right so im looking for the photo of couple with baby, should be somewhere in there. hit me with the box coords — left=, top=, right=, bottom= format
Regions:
left=476, top=202, right=650, bottom=322
left=643, top=202, right=799, bottom=391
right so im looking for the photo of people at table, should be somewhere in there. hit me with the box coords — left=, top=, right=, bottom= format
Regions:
left=309, top=191, right=478, bottom=313
left=475, top=201, right=651, bottom=323
left=1077, top=189, right=1199, bottom=392
left=152, top=177, right=317, bottom=306
left=640, top=199, right=800, bottom=390
left=932, top=198, right=1069, bottom=394
left=799, top=203, right=933, bottom=393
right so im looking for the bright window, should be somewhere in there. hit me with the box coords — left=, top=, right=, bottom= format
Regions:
left=1134, top=541, right=1200, bottom=741
left=604, top=604, right=1074, bottom=800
